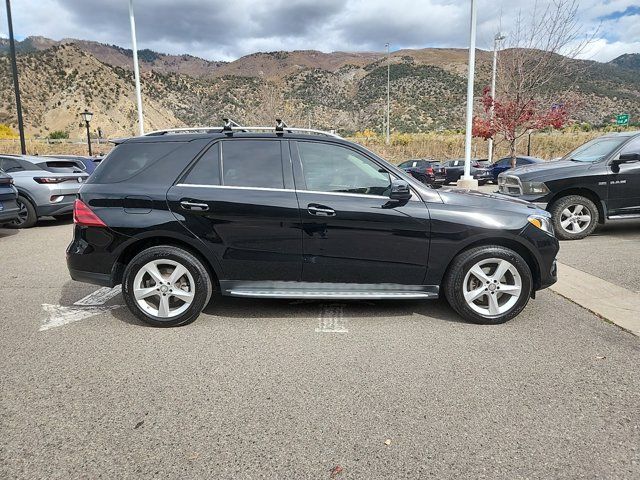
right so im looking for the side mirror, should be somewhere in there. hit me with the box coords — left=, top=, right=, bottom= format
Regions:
left=617, top=152, right=640, bottom=163
left=389, top=179, right=412, bottom=201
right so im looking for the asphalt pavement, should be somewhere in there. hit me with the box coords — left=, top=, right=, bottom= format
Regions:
left=1, top=219, right=639, bottom=479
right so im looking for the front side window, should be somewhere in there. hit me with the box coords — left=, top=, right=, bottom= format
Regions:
left=297, top=142, right=391, bottom=196
left=619, top=137, right=640, bottom=157
left=222, top=140, right=283, bottom=189
left=564, top=137, right=629, bottom=163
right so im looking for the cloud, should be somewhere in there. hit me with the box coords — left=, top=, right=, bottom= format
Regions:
left=0, top=0, right=638, bottom=62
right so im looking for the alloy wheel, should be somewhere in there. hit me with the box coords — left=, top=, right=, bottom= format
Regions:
left=463, top=257, right=523, bottom=317
left=133, top=259, right=195, bottom=318
left=560, top=204, right=591, bottom=234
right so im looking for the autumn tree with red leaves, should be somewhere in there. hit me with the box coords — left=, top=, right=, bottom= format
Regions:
left=473, top=87, right=569, bottom=167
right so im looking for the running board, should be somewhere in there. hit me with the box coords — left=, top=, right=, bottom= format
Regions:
left=219, top=281, right=439, bottom=300
left=608, top=214, right=640, bottom=220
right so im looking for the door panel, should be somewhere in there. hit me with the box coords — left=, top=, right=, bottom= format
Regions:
left=292, top=140, right=430, bottom=285
left=607, top=138, right=640, bottom=216
left=167, top=139, right=302, bottom=282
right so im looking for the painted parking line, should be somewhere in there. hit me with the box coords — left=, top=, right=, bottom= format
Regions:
left=315, top=304, right=348, bottom=333
left=40, top=285, right=123, bottom=332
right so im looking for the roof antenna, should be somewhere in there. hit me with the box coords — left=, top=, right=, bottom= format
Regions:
left=275, top=118, right=288, bottom=134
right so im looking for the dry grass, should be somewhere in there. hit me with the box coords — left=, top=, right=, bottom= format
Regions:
left=351, top=131, right=605, bottom=164
left=0, top=139, right=113, bottom=156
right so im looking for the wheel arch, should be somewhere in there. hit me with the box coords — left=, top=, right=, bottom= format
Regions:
left=547, top=188, right=604, bottom=224
left=444, top=237, right=542, bottom=294
left=112, top=235, right=221, bottom=290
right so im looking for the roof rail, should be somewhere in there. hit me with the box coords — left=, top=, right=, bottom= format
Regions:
left=144, top=119, right=341, bottom=138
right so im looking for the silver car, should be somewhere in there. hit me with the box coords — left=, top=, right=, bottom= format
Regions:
left=0, top=155, right=88, bottom=228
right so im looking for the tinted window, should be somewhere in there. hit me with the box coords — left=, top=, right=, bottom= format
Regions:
left=620, top=137, right=640, bottom=156
left=564, top=137, right=628, bottom=163
left=496, top=158, right=510, bottom=167
left=297, top=141, right=391, bottom=196
left=398, top=160, right=417, bottom=168
left=89, top=141, right=184, bottom=184
left=516, top=158, right=529, bottom=166
left=183, top=143, right=220, bottom=185
left=0, top=158, right=23, bottom=173
left=222, top=140, right=283, bottom=188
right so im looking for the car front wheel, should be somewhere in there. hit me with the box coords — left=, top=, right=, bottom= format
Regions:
left=549, top=195, right=598, bottom=240
left=122, top=246, right=213, bottom=327
left=444, top=246, right=533, bottom=324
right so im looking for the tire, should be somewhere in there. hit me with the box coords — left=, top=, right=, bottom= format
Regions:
left=549, top=195, right=599, bottom=240
left=122, top=246, right=213, bottom=327
left=416, top=174, right=428, bottom=184
left=443, top=245, right=533, bottom=325
left=478, top=180, right=488, bottom=186
left=7, top=195, right=37, bottom=229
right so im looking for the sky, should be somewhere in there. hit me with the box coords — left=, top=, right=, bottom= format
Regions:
left=1, top=0, right=639, bottom=62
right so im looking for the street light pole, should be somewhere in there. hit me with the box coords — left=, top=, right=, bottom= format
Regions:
left=385, top=42, right=390, bottom=145
left=129, top=0, right=144, bottom=135
left=458, top=0, right=478, bottom=189
left=5, top=0, right=26, bottom=154
left=81, top=109, right=93, bottom=156
left=488, top=32, right=505, bottom=163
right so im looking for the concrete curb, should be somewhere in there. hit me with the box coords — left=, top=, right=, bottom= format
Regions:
left=550, top=262, right=640, bottom=337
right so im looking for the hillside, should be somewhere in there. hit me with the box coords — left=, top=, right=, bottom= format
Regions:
left=0, top=37, right=639, bottom=138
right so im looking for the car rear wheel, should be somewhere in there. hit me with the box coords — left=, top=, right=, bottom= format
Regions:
left=122, top=246, right=213, bottom=327
left=549, top=195, right=598, bottom=240
left=444, top=245, right=533, bottom=324
left=7, top=195, right=37, bottom=229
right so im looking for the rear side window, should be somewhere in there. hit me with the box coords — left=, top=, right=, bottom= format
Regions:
left=182, top=143, right=221, bottom=185
left=0, top=158, right=24, bottom=172
left=89, top=142, right=184, bottom=184
left=222, top=140, right=283, bottom=189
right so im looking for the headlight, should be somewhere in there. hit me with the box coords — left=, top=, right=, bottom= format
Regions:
left=521, top=181, right=549, bottom=195
left=528, top=215, right=554, bottom=235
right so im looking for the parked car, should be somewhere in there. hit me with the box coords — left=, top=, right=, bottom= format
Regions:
left=498, top=131, right=640, bottom=240
left=0, top=170, right=19, bottom=226
left=486, top=156, right=544, bottom=183
left=43, top=155, right=99, bottom=174
left=437, top=158, right=490, bottom=185
left=397, top=158, right=441, bottom=185
left=0, top=155, right=89, bottom=228
left=67, top=124, right=558, bottom=328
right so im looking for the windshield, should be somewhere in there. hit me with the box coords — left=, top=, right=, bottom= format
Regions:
left=563, top=137, right=629, bottom=163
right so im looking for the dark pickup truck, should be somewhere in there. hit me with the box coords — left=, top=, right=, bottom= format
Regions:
left=498, top=132, right=640, bottom=240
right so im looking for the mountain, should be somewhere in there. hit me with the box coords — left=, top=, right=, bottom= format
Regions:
left=609, top=53, right=640, bottom=71
left=0, top=37, right=639, bottom=138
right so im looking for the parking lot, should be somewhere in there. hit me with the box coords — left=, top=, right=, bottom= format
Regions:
left=1, top=213, right=640, bottom=479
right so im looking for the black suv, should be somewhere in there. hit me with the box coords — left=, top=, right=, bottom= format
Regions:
left=67, top=123, right=558, bottom=327
left=498, top=132, right=640, bottom=240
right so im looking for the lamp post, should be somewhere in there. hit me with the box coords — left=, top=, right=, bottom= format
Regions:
left=487, top=32, right=506, bottom=163
left=81, top=109, right=93, bottom=156
left=5, top=0, right=26, bottom=154
left=129, top=0, right=144, bottom=135
left=385, top=42, right=391, bottom=145
left=458, top=0, right=479, bottom=190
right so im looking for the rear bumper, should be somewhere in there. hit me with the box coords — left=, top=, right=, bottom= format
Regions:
left=68, top=267, right=114, bottom=287
left=0, top=197, right=19, bottom=223
left=37, top=200, right=75, bottom=217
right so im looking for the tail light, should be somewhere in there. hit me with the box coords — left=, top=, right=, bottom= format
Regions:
left=0, top=177, right=13, bottom=185
left=472, top=162, right=480, bottom=168
left=34, top=177, right=74, bottom=184
left=425, top=166, right=434, bottom=174
left=73, top=199, right=106, bottom=227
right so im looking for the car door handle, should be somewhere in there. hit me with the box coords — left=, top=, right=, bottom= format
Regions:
left=180, top=200, right=209, bottom=211
left=307, top=204, right=335, bottom=217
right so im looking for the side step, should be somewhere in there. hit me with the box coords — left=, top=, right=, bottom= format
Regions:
left=219, top=281, right=439, bottom=300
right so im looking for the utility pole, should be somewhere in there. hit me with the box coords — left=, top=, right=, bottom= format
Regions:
left=5, top=0, right=26, bottom=154
left=458, top=0, right=479, bottom=190
left=129, top=0, right=144, bottom=135
left=487, top=32, right=505, bottom=163
left=385, top=42, right=390, bottom=145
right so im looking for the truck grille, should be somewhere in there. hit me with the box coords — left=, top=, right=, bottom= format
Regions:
left=498, top=175, right=523, bottom=195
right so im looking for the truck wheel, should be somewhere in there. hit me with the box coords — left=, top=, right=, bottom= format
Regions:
left=122, top=246, right=213, bottom=327
left=8, top=196, right=37, bottom=229
left=444, top=245, right=533, bottom=325
left=549, top=195, right=598, bottom=240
